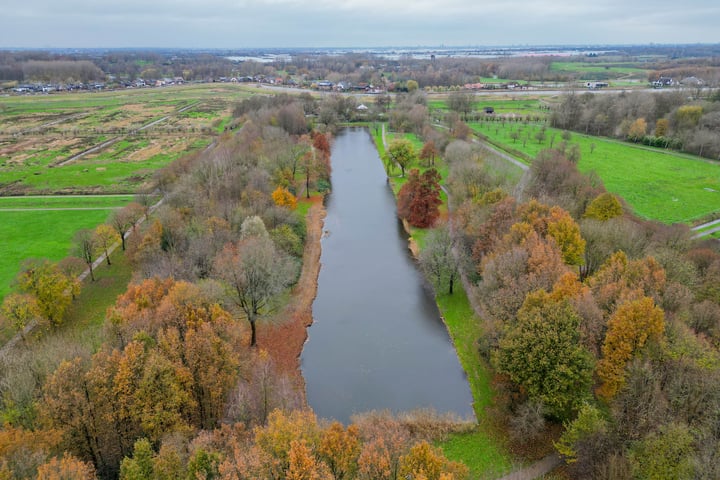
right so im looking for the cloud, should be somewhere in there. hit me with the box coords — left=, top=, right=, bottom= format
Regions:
left=1, top=0, right=718, bottom=48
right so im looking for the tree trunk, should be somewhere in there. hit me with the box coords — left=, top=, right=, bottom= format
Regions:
left=120, top=234, right=126, bottom=251
left=88, top=263, right=95, bottom=281
left=449, top=275, right=454, bottom=295
left=250, top=319, right=257, bottom=347
left=105, top=249, right=111, bottom=266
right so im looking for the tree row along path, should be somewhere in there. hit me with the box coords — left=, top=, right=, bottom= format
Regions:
left=0, top=207, right=123, bottom=212
left=0, top=197, right=164, bottom=359
left=256, top=196, right=326, bottom=397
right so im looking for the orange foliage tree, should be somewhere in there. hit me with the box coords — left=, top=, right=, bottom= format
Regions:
left=272, top=186, right=298, bottom=210
left=397, top=168, right=443, bottom=228
left=596, top=296, right=665, bottom=399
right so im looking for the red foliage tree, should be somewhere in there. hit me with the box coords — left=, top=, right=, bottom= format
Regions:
left=397, top=168, right=443, bottom=228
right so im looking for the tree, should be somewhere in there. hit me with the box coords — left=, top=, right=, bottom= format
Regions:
left=629, top=422, right=695, bottom=480
left=419, top=224, right=460, bottom=295
left=596, top=296, right=665, bottom=399
left=406, top=80, right=419, bottom=93
left=534, top=128, right=547, bottom=144
left=554, top=402, right=607, bottom=463
left=272, top=186, right=297, bottom=210
left=419, top=140, right=439, bottom=167
left=655, top=118, right=669, bottom=137
left=119, top=438, right=154, bottom=480
left=397, top=168, right=443, bottom=228
left=447, top=91, right=473, bottom=120
left=319, top=422, right=361, bottom=480
left=545, top=207, right=586, bottom=266
left=95, top=224, right=117, bottom=266
left=74, top=229, right=99, bottom=281
left=214, top=237, right=298, bottom=346
left=628, top=118, right=647, bottom=142
left=1, top=292, right=41, bottom=333
left=36, top=453, right=96, bottom=480
left=111, top=203, right=144, bottom=251
left=15, top=259, right=78, bottom=326
left=398, top=441, right=468, bottom=480
left=496, top=292, right=594, bottom=420
left=387, top=138, right=416, bottom=177
left=584, top=192, right=623, bottom=221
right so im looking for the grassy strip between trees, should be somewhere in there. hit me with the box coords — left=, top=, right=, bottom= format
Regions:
left=372, top=125, right=513, bottom=476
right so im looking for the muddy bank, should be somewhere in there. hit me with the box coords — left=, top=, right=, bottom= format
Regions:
left=256, top=196, right=325, bottom=401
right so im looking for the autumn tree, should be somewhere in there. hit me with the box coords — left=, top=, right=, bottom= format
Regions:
left=319, top=422, right=361, bottom=480
left=272, top=186, right=297, bottom=210
left=1, top=292, right=41, bottom=333
left=398, top=441, right=468, bottom=480
left=419, top=224, right=460, bottom=295
left=419, top=140, right=439, bottom=167
left=95, top=224, right=117, bottom=266
left=387, top=138, right=416, bottom=177
left=15, top=259, right=79, bottom=327
left=546, top=206, right=586, bottom=266
left=596, top=296, right=665, bottom=399
left=655, top=118, right=669, bottom=137
left=583, top=192, right=623, bottom=221
left=397, top=168, right=443, bottom=228
left=214, top=237, right=298, bottom=346
left=627, top=117, right=647, bottom=142
left=35, top=453, right=96, bottom=480
left=496, top=291, right=594, bottom=420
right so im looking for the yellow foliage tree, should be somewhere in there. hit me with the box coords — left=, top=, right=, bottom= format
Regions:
left=547, top=206, right=586, bottom=266
left=584, top=192, right=623, bottom=221
left=596, top=296, right=665, bottom=399
left=272, top=187, right=297, bottom=210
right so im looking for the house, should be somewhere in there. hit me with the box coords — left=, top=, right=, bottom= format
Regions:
left=652, top=77, right=674, bottom=88
left=356, top=104, right=369, bottom=111
left=586, top=81, right=609, bottom=89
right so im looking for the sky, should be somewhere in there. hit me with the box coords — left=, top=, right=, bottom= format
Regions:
left=1, top=0, right=719, bottom=49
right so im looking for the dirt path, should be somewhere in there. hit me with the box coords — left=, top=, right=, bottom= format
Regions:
left=496, top=454, right=562, bottom=480
left=257, top=197, right=325, bottom=397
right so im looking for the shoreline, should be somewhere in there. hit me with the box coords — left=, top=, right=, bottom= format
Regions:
left=257, top=196, right=326, bottom=404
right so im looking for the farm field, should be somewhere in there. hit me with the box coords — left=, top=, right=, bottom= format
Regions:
left=468, top=120, right=720, bottom=224
left=0, top=83, right=254, bottom=194
left=0, top=82, right=254, bottom=302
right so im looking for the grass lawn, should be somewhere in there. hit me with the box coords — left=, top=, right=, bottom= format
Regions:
left=469, top=121, right=720, bottom=224
left=0, top=197, right=129, bottom=301
left=60, top=251, right=134, bottom=348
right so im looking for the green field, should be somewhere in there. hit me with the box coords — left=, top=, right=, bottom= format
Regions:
left=549, top=61, right=648, bottom=79
left=428, top=98, right=548, bottom=117
left=0, top=195, right=131, bottom=301
left=469, top=121, right=720, bottom=224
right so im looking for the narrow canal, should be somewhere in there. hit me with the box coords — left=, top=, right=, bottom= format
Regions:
left=301, top=127, right=474, bottom=423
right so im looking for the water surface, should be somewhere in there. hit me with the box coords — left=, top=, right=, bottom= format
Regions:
left=301, top=128, right=473, bottom=423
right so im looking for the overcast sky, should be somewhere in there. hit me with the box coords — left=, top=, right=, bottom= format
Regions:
left=1, top=0, right=718, bottom=49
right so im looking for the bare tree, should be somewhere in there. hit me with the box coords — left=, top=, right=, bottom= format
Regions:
left=214, top=237, right=298, bottom=346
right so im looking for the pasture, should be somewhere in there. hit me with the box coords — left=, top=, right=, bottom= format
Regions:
left=469, top=120, right=720, bottom=224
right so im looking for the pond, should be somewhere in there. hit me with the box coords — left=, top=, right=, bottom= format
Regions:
left=301, top=127, right=474, bottom=423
